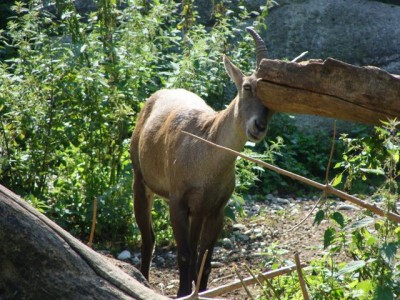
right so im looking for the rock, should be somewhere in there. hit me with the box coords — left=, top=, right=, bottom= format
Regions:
left=266, top=194, right=275, bottom=201
left=131, top=255, right=140, bottom=265
left=253, top=228, right=263, bottom=234
left=222, top=237, right=234, bottom=249
left=264, top=0, right=400, bottom=74
left=117, top=250, right=131, bottom=260
left=337, top=204, right=358, bottom=211
left=211, top=261, right=224, bottom=268
left=233, top=223, right=247, bottom=231
left=234, top=232, right=250, bottom=242
left=276, top=198, right=290, bottom=205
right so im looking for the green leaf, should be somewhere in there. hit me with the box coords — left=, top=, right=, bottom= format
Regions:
left=374, top=285, right=394, bottom=300
left=359, top=168, right=385, bottom=175
left=381, top=242, right=397, bottom=266
left=331, top=211, right=345, bottom=228
left=324, top=227, right=336, bottom=249
left=224, top=206, right=236, bottom=222
left=332, top=173, right=343, bottom=186
left=335, top=260, right=365, bottom=277
left=353, top=280, right=373, bottom=299
left=313, top=210, right=325, bottom=226
left=344, top=217, right=374, bottom=231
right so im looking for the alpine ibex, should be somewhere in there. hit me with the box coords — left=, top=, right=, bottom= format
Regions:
left=130, top=27, right=273, bottom=297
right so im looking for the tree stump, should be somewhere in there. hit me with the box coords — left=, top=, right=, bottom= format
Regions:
left=0, top=184, right=168, bottom=300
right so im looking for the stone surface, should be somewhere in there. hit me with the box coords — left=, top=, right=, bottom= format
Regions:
left=264, top=0, right=400, bottom=74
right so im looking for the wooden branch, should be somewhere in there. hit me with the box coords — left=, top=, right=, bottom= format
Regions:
left=295, top=253, right=310, bottom=300
left=183, top=131, right=400, bottom=223
left=0, top=184, right=169, bottom=299
left=256, top=58, right=400, bottom=125
left=88, top=196, right=98, bottom=247
left=199, top=265, right=299, bottom=298
left=234, top=265, right=255, bottom=300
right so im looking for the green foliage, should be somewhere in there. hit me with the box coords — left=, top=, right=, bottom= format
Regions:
left=0, top=0, right=270, bottom=248
left=251, top=114, right=344, bottom=195
left=260, top=120, right=399, bottom=299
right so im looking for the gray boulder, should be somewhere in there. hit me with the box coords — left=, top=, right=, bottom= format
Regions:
left=264, top=0, right=400, bottom=73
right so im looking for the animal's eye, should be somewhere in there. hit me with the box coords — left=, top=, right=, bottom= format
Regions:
left=243, top=84, right=252, bottom=91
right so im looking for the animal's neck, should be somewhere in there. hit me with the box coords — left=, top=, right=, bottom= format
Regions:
left=210, top=96, right=247, bottom=153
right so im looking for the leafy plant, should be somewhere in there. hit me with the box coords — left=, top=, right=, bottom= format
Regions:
left=0, top=0, right=271, bottom=249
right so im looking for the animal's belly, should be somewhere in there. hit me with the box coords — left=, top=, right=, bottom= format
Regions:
left=141, top=167, right=170, bottom=199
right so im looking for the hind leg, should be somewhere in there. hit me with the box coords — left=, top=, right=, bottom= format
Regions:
left=198, top=209, right=224, bottom=292
left=133, top=171, right=155, bottom=280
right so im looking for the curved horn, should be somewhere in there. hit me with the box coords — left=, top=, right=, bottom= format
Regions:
left=246, top=27, right=267, bottom=68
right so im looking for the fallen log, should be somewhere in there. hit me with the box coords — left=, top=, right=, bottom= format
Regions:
left=257, top=58, right=400, bottom=125
left=0, top=184, right=169, bottom=300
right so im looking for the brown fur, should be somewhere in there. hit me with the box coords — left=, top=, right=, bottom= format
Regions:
left=131, top=47, right=272, bottom=296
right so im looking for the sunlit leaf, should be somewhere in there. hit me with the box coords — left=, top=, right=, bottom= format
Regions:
left=335, top=260, right=365, bottom=277
left=344, top=217, right=374, bottom=231
left=332, top=173, right=342, bottom=186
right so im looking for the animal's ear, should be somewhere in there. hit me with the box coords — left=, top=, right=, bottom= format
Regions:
left=223, top=55, right=243, bottom=89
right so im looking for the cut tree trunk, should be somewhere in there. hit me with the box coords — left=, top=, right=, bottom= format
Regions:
left=257, top=58, right=400, bottom=125
left=0, top=184, right=169, bottom=300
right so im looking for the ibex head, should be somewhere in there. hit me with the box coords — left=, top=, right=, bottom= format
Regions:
left=222, top=27, right=272, bottom=143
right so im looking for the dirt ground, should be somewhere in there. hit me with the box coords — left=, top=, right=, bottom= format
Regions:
left=115, top=197, right=360, bottom=299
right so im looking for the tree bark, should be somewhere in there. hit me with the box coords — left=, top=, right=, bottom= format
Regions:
left=0, top=184, right=169, bottom=300
left=257, top=58, right=400, bottom=125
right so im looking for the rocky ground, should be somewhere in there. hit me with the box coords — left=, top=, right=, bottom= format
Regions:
left=114, top=195, right=363, bottom=299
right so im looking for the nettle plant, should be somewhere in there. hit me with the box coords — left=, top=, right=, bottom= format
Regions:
left=0, top=0, right=270, bottom=247
left=263, top=120, right=399, bottom=300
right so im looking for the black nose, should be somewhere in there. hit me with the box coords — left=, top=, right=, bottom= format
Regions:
left=255, top=119, right=266, bottom=132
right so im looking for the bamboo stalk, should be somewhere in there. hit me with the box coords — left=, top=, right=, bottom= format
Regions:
left=182, top=131, right=400, bottom=223
left=195, top=249, right=209, bottom=294
left=87, top=197, right=98, bottom=247
left=295, top=253, right=310, bottom=300
left=198, top=265, right=299, bottom=298
left=234, top=265, right=254, bottom=300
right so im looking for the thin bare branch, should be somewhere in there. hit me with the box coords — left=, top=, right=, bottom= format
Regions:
left=199, top=265, right=300, bottom=298
left=259, top=274, right=281, bottom=300
left=196, top=250, right=209, bottom=294
left=291, top=51, right=308, bottom=62
left=295, top=253, right=310, bottom=300
left=287, top=121, right=336, bottom=232
left=285, top=196, right=322, bottom=233
left=325, top=121, right=337, bottom=185
left=243, top=264, right=273, bottom=299
left=182, top=131, right=400, bottom=223
left=234, top=265, right=255, bottom=300
left=87, top=197, right=98, bottom=247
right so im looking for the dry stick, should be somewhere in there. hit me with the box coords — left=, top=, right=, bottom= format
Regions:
left=87, top=197, right=98, bottom=247
left=179, top=250, right=219, bottom=300
left=291, top=51, right=309, bottom=63
left=295, top=253, right=310, bottom=300
left=182, top=131, right=400, bottom=223
left=259, top=273, right=281, bottom=300
left=199, top=265, right=300, bottom=298
left=325, top=121, right=337, bottom=185
left=195, top=249, right=209, bottom=294
left=243, top=264, right=273, bottom=300
left=286, top=121, right=337, bottom=233
left=234, top=265, right=255, bottom=300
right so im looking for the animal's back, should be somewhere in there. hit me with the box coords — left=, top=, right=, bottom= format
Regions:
left=131, top=89, right=217, bottom=198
